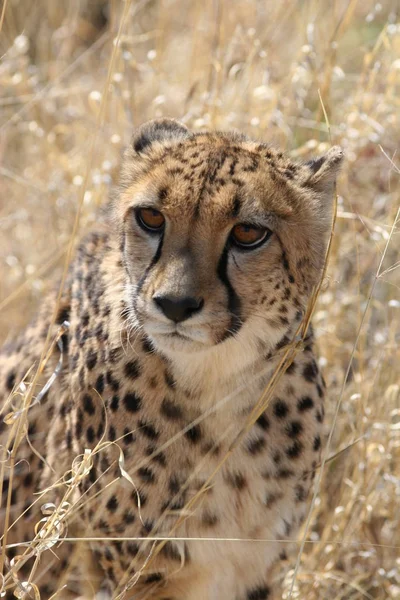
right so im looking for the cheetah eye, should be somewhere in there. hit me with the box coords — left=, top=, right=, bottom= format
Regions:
left=136, top=207, right=165, bottom=233
left=230, top=223, right=272, bottom=249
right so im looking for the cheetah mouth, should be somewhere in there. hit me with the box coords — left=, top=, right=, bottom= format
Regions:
left=157, top=328, right=210, bottom=346
left=168, top=331, right=193, bottom=340
left=143, top=322, right=214, bottom=352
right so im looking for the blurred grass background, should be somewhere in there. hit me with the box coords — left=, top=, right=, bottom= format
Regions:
left=0, top=0, right=399, bottom=598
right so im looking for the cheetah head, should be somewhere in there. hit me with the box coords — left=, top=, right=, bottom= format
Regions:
left=116, top=119, right=342, bottom=358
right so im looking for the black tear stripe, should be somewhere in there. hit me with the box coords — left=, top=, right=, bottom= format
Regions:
left=133, top=234, right=164, bottom=311
left=217, top=245, right=242, bottom=341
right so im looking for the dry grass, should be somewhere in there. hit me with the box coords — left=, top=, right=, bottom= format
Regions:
left=0, top=0, right=400, bottom=598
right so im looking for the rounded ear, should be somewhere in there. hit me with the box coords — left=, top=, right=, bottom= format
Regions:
left=305, top=146, right=344, bottom=194
left=131, top=118, right=190, bottom=154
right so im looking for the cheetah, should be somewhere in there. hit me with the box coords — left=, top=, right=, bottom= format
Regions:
left=0, top=119, right=342, bottom=599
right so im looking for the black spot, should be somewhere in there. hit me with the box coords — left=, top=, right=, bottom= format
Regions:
left=295, top=484, right=307, bottom=502
left=285, top=421, right=303, bottom=437
left=273, top=451, right=281, bottom=464
left=139, top=420, right=159, bottom=440
left=97, top=421, right=105, bottom=439
left=6, top=370, right=16, bottom=391
left=124, top=360, right=141, bottom=380
left=313, top=435, right=321, bottom=451
left=316, top=409, right=324, bottom=423
left=86, top=426, right=95, bottom=444
left=132, top=488, right=147, bottom=507
left=286, top=441, right=303, bottom=459
left=152, top=451, right=166, bottom=467
left=143, top=573, right=163, bottom=584
left=141, top=519, right=154, bottom=533
left=83, top=394, right=95, bottom=415
left=95, top=374, right=105, bottom=394
left=106, top=371, right=119, bottom=392
left=202, top=512, right=218, bottom=527
left=281, top=252, right=290, bottom=272
left=247, top=436, right=266, bottom=455
left=273, top=399, right=289, bottom=419
left=227, top=472, right=247, bottom=490
left=123, top=510, right=135, bottom=524
left=185, top=424, right=202, bottom=444
left=247, top=585, right=271, bottom=600
left=123, top=428, right=135, bottom=445
left=169, top=475, right=180, bottom=495
left=303, top=360, right=318, bottom=382
left=265, top=492, right=282, bottom=508
left=138, top=467, right=155, bottom=484
left=75, top=414, right=83, bottom=438
left=149, top=376, right=158, bottom=388
left=164, top=370, right=175, bottom=388
left=10, top=488, right=17, bottom=505
left=283, top=519, right=292, bottom=536
left=108, top=425, right=116, bottom=441
left=316, top=384, right=324, bottom=398
left=229, top=157, right=238, bottom=175
left=286, top=361, right=296, bottom=375
left=94, top=323, right=104, bottom=340
left=277, top=468, right=294, bottom=479
left=256, top=414, right=270, bottom=431
left=86, top=349, right=97, bottom=370
left=127, top=542, right=139, bottom=556
left=110, top=395, right=119, bottom=412
left=104, top=547, right=113, bottom=561
left=57, top=307, right=70, bottom=325
left=142, top=337, right=153, bottom=353
left=276, top=334, right=290, bottom=350
left=123, top=392, right=142, bottom=412
left=230, top=193, right=242, bottom=217
left=161, top=541, right=184, bottom=562
left=161, top=398, right=183, bottom=420
left=89, top=466, right=98, bottom=484
left=106, top=495, right=118, bottom=513
left=78, top=366, right=85, bottom=387
left=108, top=347, right=121, bottom=363
left=23, top=473, right=33, bottom=488
left=297, top=396, right=314, bottom=411
left=158, top=187, right=169, bottom=202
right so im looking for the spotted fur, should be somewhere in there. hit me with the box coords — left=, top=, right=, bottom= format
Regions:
left=0, top=119, right=342, bottom=599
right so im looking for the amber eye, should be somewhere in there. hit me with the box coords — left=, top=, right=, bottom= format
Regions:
left=136, top=207, right=165, bottom=233
left=230, top=223, right=271, bottom=249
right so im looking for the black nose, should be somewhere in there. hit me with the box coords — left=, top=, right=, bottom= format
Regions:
left=153, top=295, right=204, bottom=323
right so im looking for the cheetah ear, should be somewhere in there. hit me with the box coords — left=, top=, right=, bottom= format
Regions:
left=131, top=118, right=190, bottom=155
left=305, top=146, right=344, bottom=194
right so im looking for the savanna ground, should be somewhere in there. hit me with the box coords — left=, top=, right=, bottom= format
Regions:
left=0, top=0, right=399, bottom=598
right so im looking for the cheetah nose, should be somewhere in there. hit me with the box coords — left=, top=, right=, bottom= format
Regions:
left=153, top=294, right=204, bottom=323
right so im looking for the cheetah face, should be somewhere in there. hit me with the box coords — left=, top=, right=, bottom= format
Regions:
left=117, top=120, right=342, bottom=356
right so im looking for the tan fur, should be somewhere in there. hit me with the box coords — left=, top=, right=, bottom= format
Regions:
left=0, top=119, right=342, bottom=599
